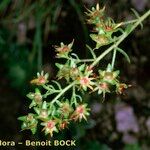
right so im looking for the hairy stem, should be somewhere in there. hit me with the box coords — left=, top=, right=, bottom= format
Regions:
left=51, top=82, right=76, bottom=104
left=122, top=19, right=138, bottom=25
left=111, top=48, right=117, bottom=70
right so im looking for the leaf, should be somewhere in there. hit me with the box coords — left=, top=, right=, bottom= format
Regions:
left=131, top=8, right=143, bottom=29
left=116, top=47, right=131, bottom=63
left=76, top=94, right=82, bottom=102
left=71, top=53, right=80, bottom=60
left=48, top=85, right=55, bottom=90
left=125, top=24, right=132, bottom=34
left=52, top=80, right=62, bottom=90
left=86, top=44, right=96, bottom=59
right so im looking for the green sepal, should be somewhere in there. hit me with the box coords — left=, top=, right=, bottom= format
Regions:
left=18, top=116, right=26, bottom=121
left=35, top=88, right=41, bottom=94
left=34, top=107, right=40, bottom=115
left=29, top=101, right=36, bottom=109
left=31, top=127, right=37, bottom=135
left=42, top=101, right=47, bottom=109
left=78, top=64, right=86, bottom=72
left=26, top=92, right=34, bottom=100
left=55, top=63, right=63, bottom=69
left=106, top=64, right=113, bottom=72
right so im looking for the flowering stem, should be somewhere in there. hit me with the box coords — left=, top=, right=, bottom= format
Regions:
left=67, top=57, right=94, bottom=62
left=91, top=9, right=150, bottom=67
left=77, top=59, right=95, bottom=62
left=51, top=82, right=76, bottom=104
left=122, top=19, right=138, bottom=25
left=64, top=56, right=94, bottom=63
left=111, top=48, right=117, bottom=70
left=86, top=45, right=97, bottom=59
left=71, top=85, right=77, bottom=106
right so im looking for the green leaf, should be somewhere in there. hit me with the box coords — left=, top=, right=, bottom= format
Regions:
left=52, top=80, right=62, bottom=90
left=116, top=47, right=130, bottom=63
left=131, top=8, right=143, bottom=29
left=86, top=44, right=96, bottom=59
left=125, top=24, right=132, bottom=34
left=71, top=53, right=80, bottom=60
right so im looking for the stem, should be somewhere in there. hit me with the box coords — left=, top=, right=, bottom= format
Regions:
left=51, top=82, right=75, bottom=104
left=43, top=91, right=60, bottom=99
left=71, top=85, right=77, bottom=106
left=111, top=48, right=117, bottom=70
left=91, top=9, right=150, bottom=67
left=86, top=45, right=97, bottom=59
left=77, top=59, right=95, bottom=62
left=122, top=19, right=138, bottom=25
left=65, top=56, right=94, bottom=63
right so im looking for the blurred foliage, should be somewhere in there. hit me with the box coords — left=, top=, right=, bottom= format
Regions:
left=0, top=0, right=150, bottom=150
left=124, top=143, right=141, bottom=150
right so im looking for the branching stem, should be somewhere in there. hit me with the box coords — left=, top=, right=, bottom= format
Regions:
left=51, top=82, right=76, bottom=104
left=91, top=9, right=150, bottom=67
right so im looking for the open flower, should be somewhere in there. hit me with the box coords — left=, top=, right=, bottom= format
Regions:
left=70, top=104, right=90, bottom=122
left=78, top=76, right=95, bottom=91
left=41, top=120, right=58, bottom=136
left=93, top=82, right=110, bottom=99
left=30, top=71, right=49, bottom=85
left=55, top=40, right=74, bottom=58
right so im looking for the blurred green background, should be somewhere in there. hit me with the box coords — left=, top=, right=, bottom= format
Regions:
left=0, top=0, right=150, bottom=150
